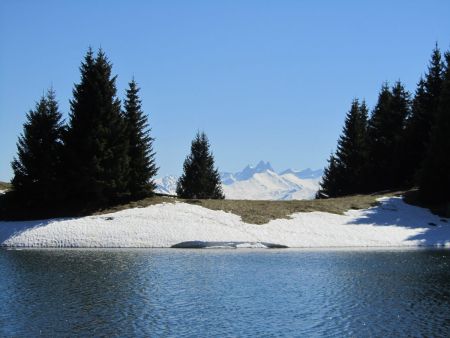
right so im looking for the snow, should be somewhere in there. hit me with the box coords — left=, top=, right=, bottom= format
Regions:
left=279, top=168, right=324, bottom=179
left=154, top=175, right=177, bottom=195
left=1, top=197, right=449, bottom=248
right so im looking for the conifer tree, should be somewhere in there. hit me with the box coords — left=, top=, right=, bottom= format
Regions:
left=176, top=132, right=224, bottom=199
left=401, top=46, right=444, bottom=186
left=11, top=89, right=64, bottom=204
left=123, top=79, right=158, bottom=198
left=317, top=99, right=368, bottom=197
left=317, top=153, right=342, bottom=198
left=419, top=51, right=450, bottom=204
left=365, top=82, right=410, bottom=191
left=63, top=48, right=129, bottom=205
left=389, top=81, right=412, bottom=186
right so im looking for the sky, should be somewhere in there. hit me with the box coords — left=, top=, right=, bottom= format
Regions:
left=1, top=0, right=450, bottom=180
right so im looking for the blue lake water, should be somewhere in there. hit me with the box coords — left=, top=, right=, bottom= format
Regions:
left=1, top=248, right=449, bottom=337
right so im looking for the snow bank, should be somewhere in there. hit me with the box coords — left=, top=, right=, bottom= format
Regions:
left=0, top=197, right=449, bottom=248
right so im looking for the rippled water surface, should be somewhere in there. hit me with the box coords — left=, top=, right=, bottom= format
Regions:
left=1, top=249, right=450, bottom=336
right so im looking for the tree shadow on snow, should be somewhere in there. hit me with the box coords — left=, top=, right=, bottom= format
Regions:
left=346, top=197, right=450, bottom=246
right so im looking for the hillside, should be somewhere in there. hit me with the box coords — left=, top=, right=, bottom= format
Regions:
left=1, top=193, right=449, bottom=248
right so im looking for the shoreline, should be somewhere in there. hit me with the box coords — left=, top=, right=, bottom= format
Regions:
left=3, top=245, right=450, bottom=251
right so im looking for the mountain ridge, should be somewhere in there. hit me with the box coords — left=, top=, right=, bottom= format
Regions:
left=155, top=161, right=323, bottom=200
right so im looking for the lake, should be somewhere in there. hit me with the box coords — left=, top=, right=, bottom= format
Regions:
left=1, top=248, right=449, bottom=337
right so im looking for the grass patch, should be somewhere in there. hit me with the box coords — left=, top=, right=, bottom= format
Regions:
left=183, top=192, right=397, bottom=224
left=0, top=181, right=11, bottom=191
left=91, top=195, right=176, bottom=215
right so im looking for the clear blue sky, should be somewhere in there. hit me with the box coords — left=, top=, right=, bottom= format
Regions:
left=1, top=0, right=449, bottom=180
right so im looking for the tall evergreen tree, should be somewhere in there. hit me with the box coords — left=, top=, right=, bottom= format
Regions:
left=123, top=79, right=158, bottom=198
left=63, top=48, right=129, bottom=205
left=419, top=51, right=450, bottom=205
left=317, top=99, right=368, bottom=197
left=11, top=89, right=64, bottom=204
left=176, top=132, right=224, bottom=199
left=389, top=81, right=412, bottom=186
left=365, top=82, right=410, bottom=191
left=401, top=46, right=444, bottom=186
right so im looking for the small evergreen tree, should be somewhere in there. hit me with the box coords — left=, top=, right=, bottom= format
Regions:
left=63, top=48, right=129, bottom=205
left=317, top=153, right=342, bottom=198
left=11, top=89, right=64, bottom=204
left=123, top=79, right=158, bottom=198
left=401, top=46, right=444, bottom=186
left=177, top=132, right=224, bottom=199
left=419, top=51, right=450, bottom=204
left=317, top=99, right=368, bottom=197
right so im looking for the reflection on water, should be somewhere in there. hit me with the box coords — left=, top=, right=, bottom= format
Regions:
left=1, top=249, right=450, bottom=336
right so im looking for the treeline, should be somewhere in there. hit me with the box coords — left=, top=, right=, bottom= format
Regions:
left=8, top=48, right=223, bottom=215
left=318, top=45, right=450, bottom=206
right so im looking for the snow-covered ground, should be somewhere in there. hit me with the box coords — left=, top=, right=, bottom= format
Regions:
left=0, top=197, right=449, bottom=248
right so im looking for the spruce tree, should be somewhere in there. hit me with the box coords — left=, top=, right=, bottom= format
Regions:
left=419, top=51, right=450, bottom=205
left=176, top=132, right=224, bottom=199
left=366, top=82, right=410, bottom=191
left=389, top=81, right=412, bottom=187
left=317, top=153, right=342, bottom=198
left=63, top=48, right=129, bottom=205
left=318, top=99, right=368, bottom=197
left=11, top=89, right=64, bottom=204
left=123, top=79, right=158, bottom=198
left=401, top=46, right=444, bottom=186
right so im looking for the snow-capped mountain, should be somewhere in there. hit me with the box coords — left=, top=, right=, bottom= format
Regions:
left=154, top=175, right=177, bottom=195
left=155, top=161, right=323, bottom=200
left=279, top=168, right=323, bottom=179
left=221, top=162, right=321, bottom=200
left=220, top=160, right=274, bottom=184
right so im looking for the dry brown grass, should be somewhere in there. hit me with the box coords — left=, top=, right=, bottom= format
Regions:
left=92, top=195, right=177, bottom=215
left=0, top=181, right=11, bottom=191
left=182, top=192, right=400, bottom=224
left=95, top=192, right=402, bottom=224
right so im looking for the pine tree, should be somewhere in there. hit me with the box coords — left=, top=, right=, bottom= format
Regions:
left=63, top=48, right=129, bottom=206
left=365, top=82, right=410, bottom=191
left=389, top=81, right=412, bottom=187
left=317, top=153, right=342, bottom=198
left=317, top=99, right=368, bottom=197
left=419, top=51, right=450, bottom=205
left=401, top=46, right=444, bottom=186
left=123, top=79, right=158, bottom=198
left=176, top=132, right=224, bottom=199
left=11, top=89, right=64, bottom=204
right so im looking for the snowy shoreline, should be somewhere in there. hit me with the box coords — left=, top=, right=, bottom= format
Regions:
left=0, top=197, right=449, bottom=248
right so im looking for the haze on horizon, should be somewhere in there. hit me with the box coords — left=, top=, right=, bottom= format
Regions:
left=1, top=0, right=449, bottom=181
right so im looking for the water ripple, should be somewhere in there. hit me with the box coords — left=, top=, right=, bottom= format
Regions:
left=1, top=249, right=450, bottom=336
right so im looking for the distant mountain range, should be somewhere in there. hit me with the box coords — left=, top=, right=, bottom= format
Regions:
left=154, top=161, right=323, bottom=200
